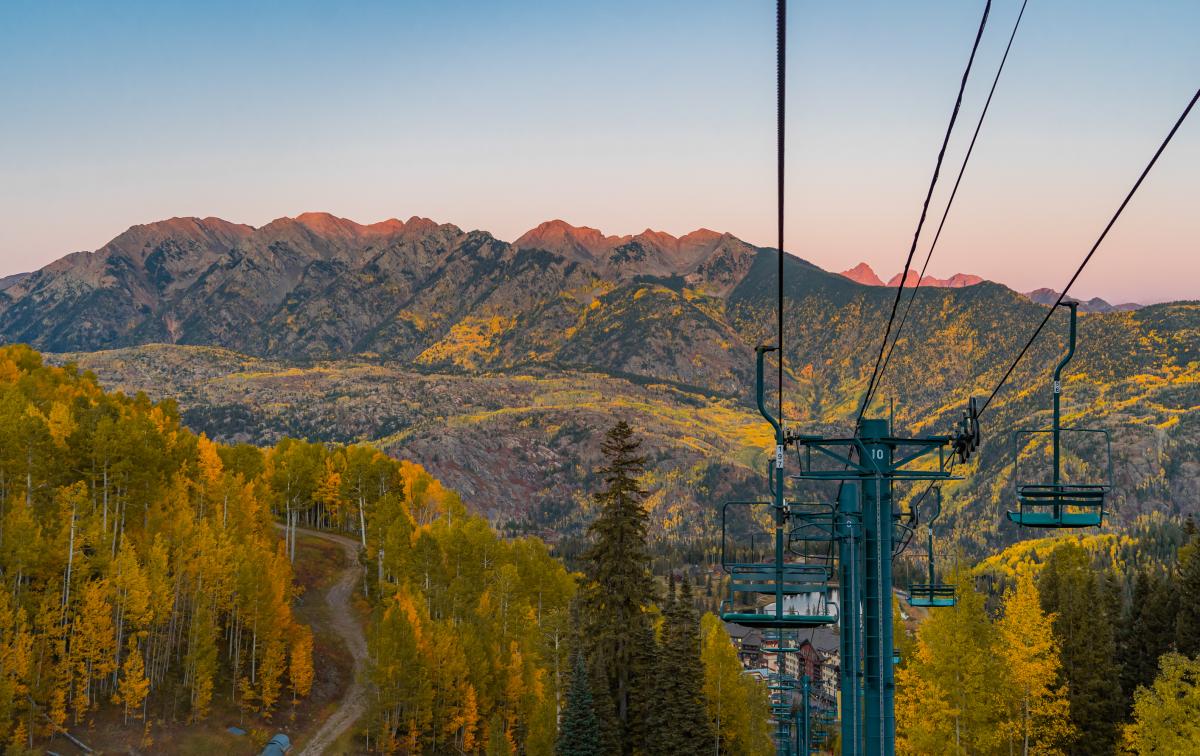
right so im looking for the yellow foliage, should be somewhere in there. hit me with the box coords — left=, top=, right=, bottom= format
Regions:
left=416, top=315, right=516, bottom=370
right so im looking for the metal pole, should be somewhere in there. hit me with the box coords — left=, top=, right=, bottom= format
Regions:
left=838, top=483, right=861, bottom=755
left=802, top=674, right=812, bottom=755
left=861, top=418, right=895, bottom=756
left=1051, top=302, right=1077, bottom=521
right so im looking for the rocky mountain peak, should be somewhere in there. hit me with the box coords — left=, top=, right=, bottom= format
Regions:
left=838, top=262, right=984, bottom=289
left=840, top=262, right=884, bottom=286
left=513, top=220, right=614, bottom=262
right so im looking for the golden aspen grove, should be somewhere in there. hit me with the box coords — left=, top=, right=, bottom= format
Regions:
left=0, top=346, right=580, bottom=754
left=0, top=345, right=307, bottom=749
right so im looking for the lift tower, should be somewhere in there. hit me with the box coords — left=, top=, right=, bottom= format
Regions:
left=791, top=421, right=958, bottom=755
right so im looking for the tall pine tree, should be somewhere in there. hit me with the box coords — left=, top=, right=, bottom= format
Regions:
left=1038, top=542, right=1122, bottom=756
left=580, top=421, right=655, bottom=754
left=1120, top=568, right=1179, bottom=710
left=649, top=576, right=714, bottom=755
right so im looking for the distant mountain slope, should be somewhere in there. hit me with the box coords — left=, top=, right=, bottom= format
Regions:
left=1023, top=287, right=1143, bottom=313
left=8, top=213, right=1200, bottom=553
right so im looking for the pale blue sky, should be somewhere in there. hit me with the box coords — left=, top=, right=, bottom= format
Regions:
left=1, top=1, right=1196, bottom=302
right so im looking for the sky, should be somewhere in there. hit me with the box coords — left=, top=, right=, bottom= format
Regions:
left=0, top=1, right=1196, bottom=303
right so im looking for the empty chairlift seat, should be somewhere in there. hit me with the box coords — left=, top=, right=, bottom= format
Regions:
left=1006, top=302, right=1112, bottom=529
left=904, top=488, right=956, bottom=608
left=720, top=500, right=838, bottom=628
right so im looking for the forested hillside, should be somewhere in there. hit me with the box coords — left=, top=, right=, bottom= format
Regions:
left=0, top=345, right=309, bottom=750
left=0, top=344, right=589, bottom=754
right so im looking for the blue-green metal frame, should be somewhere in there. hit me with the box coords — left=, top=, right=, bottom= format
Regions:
left=905, top=489, right=957, bottom=608
left=1007, top=302, right=1113, bottom=528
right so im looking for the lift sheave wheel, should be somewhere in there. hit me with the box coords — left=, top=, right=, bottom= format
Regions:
left=1006, top=302, right=1112, bottom=529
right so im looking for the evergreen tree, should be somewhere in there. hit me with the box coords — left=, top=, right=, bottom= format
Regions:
left=645, top=577, right=677, bottom=755
left=650, top=577, right=715, bottom=755
left=557, top=652, right=602, bottom=756
left=624, top=612, right=658, bottom=751
left=1038, top=542, right=1122, bottom=756
left=1176, top=531, right=1200, bottom=657
left=1121, top=568, right=1179, bottom=709
left=580, top=421, right=656, bottom=753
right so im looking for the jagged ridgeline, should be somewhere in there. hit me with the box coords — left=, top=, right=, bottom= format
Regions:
left=0, top=344, right=576, bottom=753
left=6, top=214, right=1199, bottom=554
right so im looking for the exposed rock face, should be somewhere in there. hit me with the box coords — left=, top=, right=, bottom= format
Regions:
left=0, top=215, right=768, bottom=373
left=884, top=271, right=984, bottom=288
left=839, top=262, right=884, bottom=286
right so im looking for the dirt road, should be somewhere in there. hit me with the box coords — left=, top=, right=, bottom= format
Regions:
left=288, top=527, right=368, bottom=755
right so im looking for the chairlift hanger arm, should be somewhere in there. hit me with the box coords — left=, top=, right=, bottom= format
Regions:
left=756, top=345, right=784, bottom=443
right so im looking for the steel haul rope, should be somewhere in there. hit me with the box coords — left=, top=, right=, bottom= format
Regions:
left=979, top=84, right=1200, bottom=417
left=871, top=0, right=1030, bottom=402
left=856, top=0, right=993, bottom=428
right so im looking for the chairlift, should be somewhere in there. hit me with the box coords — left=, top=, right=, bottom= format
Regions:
left=720, top=500, right=839, bottom=628
left=1007, top=302, right=1112, bottom=528
left=905, top=488, right=957, bottom=608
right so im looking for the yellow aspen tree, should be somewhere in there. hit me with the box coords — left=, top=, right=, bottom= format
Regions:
left=186, top=604, right=218, bottom=721
left=456, top=684, right=480, bottom=754
left=699, top=612, right=773, bottom=756
left=46, top=400, right=75, bottom=448
left=896, top=656, right=953, bottom=756
left=114, top=639, right=149, bottom=724
left=501, top=641, right=526, bottom=751
left=71, top=579, right=116, bottom=721
left=258, top=628, right=287, bottom=716
left=2, top=493, right=41, bottom=593
left=429, top=631, right=475, bottom=751
left=110, top=537, right=152, bottom=696
left=1124, top=653, right=1200, bottom=753
left=894, top=573, right=1002, bottom=754
left=996, top=569, right=1074, bottom=755
left=316, top=455, right=344, bottom=530
left=196, top=433, right=225, bottom=523
left=289, top=626, right=314, bottom=702
left=0, top=594, right=33, bottom=745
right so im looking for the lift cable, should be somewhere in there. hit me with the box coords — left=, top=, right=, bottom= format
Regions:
left=854, top=0, right=993, bottom=428
left=978, top=84, right=1200, bottom=417
left=777, top=0, right=787, bottom=424
left=868, top=0, right=1029, bottom=408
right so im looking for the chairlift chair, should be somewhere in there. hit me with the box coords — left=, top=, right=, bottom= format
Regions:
left=1007, top=302, right=1113, bottom=528
left=905, top=488, right=957, bottom=608
left=720, top=500, right=839, bottom=628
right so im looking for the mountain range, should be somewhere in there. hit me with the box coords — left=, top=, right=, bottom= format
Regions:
left=7, top=213, right=1197, bottom=554
left=838, top=262, right=983, bottom=289
left=837, top=262, right=1141, bottom=312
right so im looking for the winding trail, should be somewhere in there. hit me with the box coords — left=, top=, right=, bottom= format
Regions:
left=284, top=526, right=369, bottom=755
